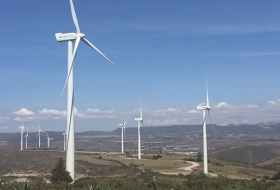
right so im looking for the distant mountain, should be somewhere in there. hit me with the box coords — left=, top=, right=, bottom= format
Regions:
left=1, top=122, right=280, bottom=148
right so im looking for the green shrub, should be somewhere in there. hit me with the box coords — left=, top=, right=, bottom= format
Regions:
left=50, top=158, right=72, bottom=184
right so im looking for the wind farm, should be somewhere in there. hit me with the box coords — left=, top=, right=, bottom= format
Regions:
left=1, top=0, right=280, bottom=189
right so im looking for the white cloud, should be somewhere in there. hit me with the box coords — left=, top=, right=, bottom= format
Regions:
left=188, top=109, right=199, bottom=114
left=12, top=108, right=34, bottom=116
left=266, top=99, right=280, bottom=106
left=84, top=108, right=117, bottom=119
left=268, top=101, right=277, bottom=105
left=86, top=109, right=101, bottom=113
left=166, top=108, right=176, bottom=112
left=243, top=105, right=258, bottom=109
left=38, top=108, right=66, bottom=116
left=215, top=102, right=230, bottom=108
left=4, top=98, right=280, bottom=131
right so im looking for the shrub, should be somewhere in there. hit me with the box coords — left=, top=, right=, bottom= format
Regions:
left=50, top=158, right=72, bottom=184
left=152, top=154, right=162, bottom=160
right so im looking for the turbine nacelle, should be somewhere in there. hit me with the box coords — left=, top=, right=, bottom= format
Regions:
left=197, top=105, right=210, bottom=110
left=55, top=32, right=85, bottom=42
left=135, top=118, right=142, bottom=122
left=119, top=121, right=127, bottom=127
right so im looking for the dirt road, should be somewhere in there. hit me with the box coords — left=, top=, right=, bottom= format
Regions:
left=161, top=161, right=199, bottom=175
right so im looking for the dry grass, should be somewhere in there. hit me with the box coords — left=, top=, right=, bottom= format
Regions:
left=207, top=164, right=275, bottom=179
left=257, top=156, right=280, bottom=166
left=99, top=153, right=190, bottom=173
left=75, top=154, right=120, bottom=166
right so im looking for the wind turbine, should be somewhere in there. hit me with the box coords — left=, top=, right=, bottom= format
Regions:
left=19, top=125, right=25, bottom=151
left=24, top=132, right=30, bottom=149
left=55, top=0, right=114, bottom=181
left=119, top=121, right=127, bottom=154
left=135, top=103, right=144, bottom=159
left=197, top=81, right=214, bottom=175
left=37, top=122, right=43, bottom=148
left=46, top=133, right=54, bottom=148
left=63, top=132, right=67, bottom=151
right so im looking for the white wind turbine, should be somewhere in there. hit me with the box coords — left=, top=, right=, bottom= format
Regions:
left=46, top=133, right=54, bottom=148
left=55, top=0, right=114, bottom=181
left=19, top=124, right=25, bottom=151
left=197, top=81, right=215, bottom=175
left=24, top=132, right=30, bottom=149
left=63, top=132, right=67, bottom=151
left=37, top=122, right=43, bottom=148
left=135, top=103, right=144, bottom=159
left=119, top=121, right=127, bottom=154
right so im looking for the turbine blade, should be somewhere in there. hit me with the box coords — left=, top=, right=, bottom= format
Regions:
left=207, top=110, right=216, bottom=137
left=141, top=120, right=145, bottom=128
left=124, top=121, right=127, bottom=139
left=206, top=78, right=209, bottom=107
left=37, top=122, right=41, bottom=131
left=69, top=0, right=80, bottom=33
left=123, top=126, right=126, bottom=140
left=141, top=120, right=146, bottom=136
left=66, top=92, right=74, bottom=150
left=60, top=37, right=80, bottom=99
left=202, top=113, right=206, bottom=127
left=81, top=38, right=114, bottom=66
left=140, top=102, right=142, bottom=119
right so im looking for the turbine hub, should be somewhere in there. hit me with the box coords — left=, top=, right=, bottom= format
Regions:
left=76, top=33, right=85, bottom=38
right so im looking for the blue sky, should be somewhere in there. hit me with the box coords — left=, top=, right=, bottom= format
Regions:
left=0, top=0, right=280, bottom=132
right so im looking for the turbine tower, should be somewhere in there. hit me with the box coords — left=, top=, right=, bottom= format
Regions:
left=37, top=122, right=43, bottom=148
left=55, top=0, right=114, bottom=181
left=24, top=132, right=30, bottom=149
left=119, top=121, right=127, bottom=154
left=197, top=81, right=214, bottom=175
left=19, top=125, right=25, bottom=151
left=63, top=132, right=67, bottom=151
left=135, top=103, right=144, bottom=159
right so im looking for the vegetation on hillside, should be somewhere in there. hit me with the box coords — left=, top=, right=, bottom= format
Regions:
left=214, top=145, right=277, bottom=166
left=2, top=172, right=280, bottom=190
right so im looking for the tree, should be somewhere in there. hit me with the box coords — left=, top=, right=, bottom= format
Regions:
left=196, top=153, right=203, bottom=162
left=50, top=158, right=72, bottom=184
left=271, top=170, right=280, bottom=180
